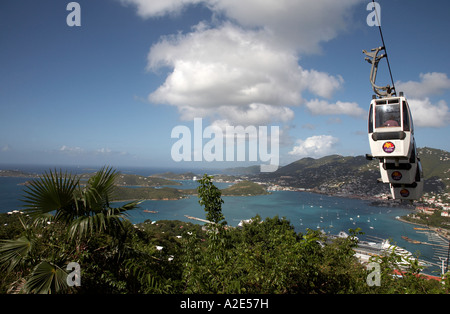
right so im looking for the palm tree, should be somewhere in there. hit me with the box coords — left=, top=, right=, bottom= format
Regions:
left=0, top=166, right=141, bottom=293
left=22, top=166, right=140, bottom=239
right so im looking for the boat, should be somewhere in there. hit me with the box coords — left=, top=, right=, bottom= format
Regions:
left=143, top=209, right=158, bottom=213
left=401, top=236, right=421, bottom=244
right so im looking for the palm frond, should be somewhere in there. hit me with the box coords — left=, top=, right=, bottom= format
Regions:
left=21, top=169, right=80, bottom=222
left=125, top=259, right=161, bottom=292
left=0, top=235, right=34, bottom=272
left=20, top=166, right=141, bottom=241
left=67, top=200, right=142, bottom=240
left=23, top=261, right=68, bottom=294
left=30, top=213, right=54, bottom=228
left=84, top=166, right=117, bottom=209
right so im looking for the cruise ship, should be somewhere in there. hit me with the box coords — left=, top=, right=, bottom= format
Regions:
left=332, top=231, right=424, bottom=269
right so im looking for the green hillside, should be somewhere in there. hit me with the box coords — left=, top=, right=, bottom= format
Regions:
left=79, top=172, right=181, bottom=187
left=221, top=180, right=269, bottom=196
left=253, top=147, right=449, bottom=195
left=150, top=172, right=197, bottom=180
left=418, top=147, right=450, bottom=184
left=111, top=186, right=188, bottom=201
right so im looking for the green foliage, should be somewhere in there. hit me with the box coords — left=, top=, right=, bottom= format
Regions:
left=0, top=167, right=142, bottom=294
left=197, top=174, right=226, bottom=226
left=0, top=213, right=26, bottom=240
left=403, top=210, right=450, bottom=231
left=24, top=261, right=68, bottom=294
left=1, top=168, right=448, bottom=294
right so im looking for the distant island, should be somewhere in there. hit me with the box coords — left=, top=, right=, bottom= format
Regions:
left=150, top=171, right=197, bottom=180
left=82, top=172, right=182, bottom=187
left=111, top=180, right=269, bottom=201
left=221, top=180, right=269, bottom=196
left=111, top=186, right=189, bottom=201
left=0, top=170, right=40, bottom=178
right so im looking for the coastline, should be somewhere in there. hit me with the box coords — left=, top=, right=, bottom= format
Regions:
left=4, top=170, right=449, bottom=241
left=396, top=216, right=450, bottom=242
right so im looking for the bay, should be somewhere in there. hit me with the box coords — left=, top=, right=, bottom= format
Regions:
left=0, top=171, right=446, bottom=275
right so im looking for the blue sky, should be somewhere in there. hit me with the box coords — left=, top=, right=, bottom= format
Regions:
left=1, top=0, right=449, bottom=170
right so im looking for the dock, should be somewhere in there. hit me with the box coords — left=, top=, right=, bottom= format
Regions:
left=184, top=215, right=215, bottom=224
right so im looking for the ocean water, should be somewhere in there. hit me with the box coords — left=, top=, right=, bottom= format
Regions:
left=113, top=182, right=447, bottom=275
left=0, top=167, right=447, bottom=275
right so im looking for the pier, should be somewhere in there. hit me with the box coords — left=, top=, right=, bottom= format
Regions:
left=184, top=215, right=215, bottom=224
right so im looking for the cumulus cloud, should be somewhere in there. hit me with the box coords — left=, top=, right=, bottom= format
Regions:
left=216, top=103, right=294, bottom=126
left=408, top=98, right=450, bottom=128
left=396, top=72, right=450, bottom=127
left=305, top=99, right=365, bottom=117
left=120, top=0, right=204, bottom=17
left=123, top=0, right=360, bottom=54
left=289, top=135, right=339, bottom=157
left=147, top=22, right=345, bottom=125
left=147, top=23, right=304, bottom=108
left=211, top=0, right=361, bottom=54
left=396, top=72, right=450, bottom=99
left=123, top=0, right=364, bottom=135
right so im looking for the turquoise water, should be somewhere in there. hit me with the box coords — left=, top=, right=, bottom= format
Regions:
left=0, top=176, right=446, bottom=275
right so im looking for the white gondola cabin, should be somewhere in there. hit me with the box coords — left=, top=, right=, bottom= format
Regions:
left=389, top=159, right=423, bottom=200
left=368, top=93, right=414, bottom=159
left=379, top=158, right=418, bottom=184
left=379, top=142, right=418, bottom=184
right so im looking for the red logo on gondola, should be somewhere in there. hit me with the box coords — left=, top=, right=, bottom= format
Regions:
left=400, top=189, right=410, bottom=197
left=391, top=171, right=402, bottom=181
left=383, top=142, right=395, bottom=153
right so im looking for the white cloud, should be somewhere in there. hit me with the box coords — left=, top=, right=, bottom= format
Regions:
left=148, top=23, right=303, bottom=107
left=120, top=0, right=204, bottom=17
left=147, top=22, right=344, bottom=125
left=124, top=0, right=360, bottom=54
left=288, top=135, right=339, bottom=157
left=301, top=71, right=344, bottom=99
left=396, top=72, right=450, bottom=99
left=96, top=148, right=112, bottom=154
left=217, top=103, right=294, bottom=126
left=59, top=145, right=84, bottom=154
left=209, top=0, right=360, bottom=54
left=395, top=72, right=450, bottom=127
left=58, top=145, right=129, bottom=157
left=305, top=99, right=365, bottom=117
left=408, top=98, right=450, bottom=128
left=123, top=0, right=365, bottom=133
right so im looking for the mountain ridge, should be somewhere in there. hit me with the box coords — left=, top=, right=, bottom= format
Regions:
left=230, top=147, right=449, bottom=196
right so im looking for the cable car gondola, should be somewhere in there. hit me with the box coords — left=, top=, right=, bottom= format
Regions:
left=379, top=157, right=418, bottom=185
left=367, top=92, right=414, bottom=159
left=363, top=4, right=423, bottom=201
left=378, top=139, right=418, bottom=184
left=389, top=159, right=423, bottom=200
